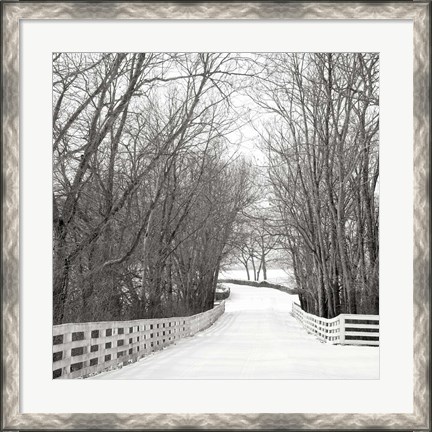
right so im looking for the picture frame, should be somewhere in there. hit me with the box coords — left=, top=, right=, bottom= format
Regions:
left=2, top=1, right=430, bottom=430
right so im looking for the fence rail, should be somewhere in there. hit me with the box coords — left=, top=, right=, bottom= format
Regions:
left=53, top=301, right=225, bottom=379
left=292, top=302, right=379, bottom=346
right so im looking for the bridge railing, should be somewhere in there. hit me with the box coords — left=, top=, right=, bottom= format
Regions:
left=53, top=301, right=225, bottom=379
left=292, top=302, right=379, bottom=346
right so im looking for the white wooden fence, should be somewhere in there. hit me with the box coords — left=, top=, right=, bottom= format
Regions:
left=53, top=301, right=225, bottom=379
left=292, top=302, right=379, bottom=346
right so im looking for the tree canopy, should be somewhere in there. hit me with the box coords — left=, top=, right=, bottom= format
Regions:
left=53, top=52, right=379, bottom=324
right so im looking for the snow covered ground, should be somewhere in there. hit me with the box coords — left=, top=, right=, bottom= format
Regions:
left=90, top=282, right=379, bottom=380
left=220, top=267, right=294, bottom=286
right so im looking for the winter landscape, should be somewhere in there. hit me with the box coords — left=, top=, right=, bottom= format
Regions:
left=52, top=53, right=379, bottom=379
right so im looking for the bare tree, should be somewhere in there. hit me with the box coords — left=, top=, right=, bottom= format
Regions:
left=251, top=53, right=379, bottom=317
left=53, top=53, right=253, bottom=323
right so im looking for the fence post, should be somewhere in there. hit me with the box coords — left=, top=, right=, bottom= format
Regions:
left=63, top=330, right=72, bottom=377
left=339, top=315, right=345, bottom=345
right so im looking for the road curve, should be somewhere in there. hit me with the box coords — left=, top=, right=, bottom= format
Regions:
left=90, top=284, right=379, bottom=379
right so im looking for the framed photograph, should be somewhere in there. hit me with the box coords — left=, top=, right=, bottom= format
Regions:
left=2, top=1, right=430, bottom=430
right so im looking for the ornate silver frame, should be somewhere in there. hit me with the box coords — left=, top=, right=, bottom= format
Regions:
left=2, top=2, right=430, bottom=430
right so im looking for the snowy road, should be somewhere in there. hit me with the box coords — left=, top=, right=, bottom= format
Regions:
left=90, top=284, right=379, bottom=379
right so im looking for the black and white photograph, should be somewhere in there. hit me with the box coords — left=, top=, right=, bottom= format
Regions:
left=52, top=52, right=380, bottom=380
